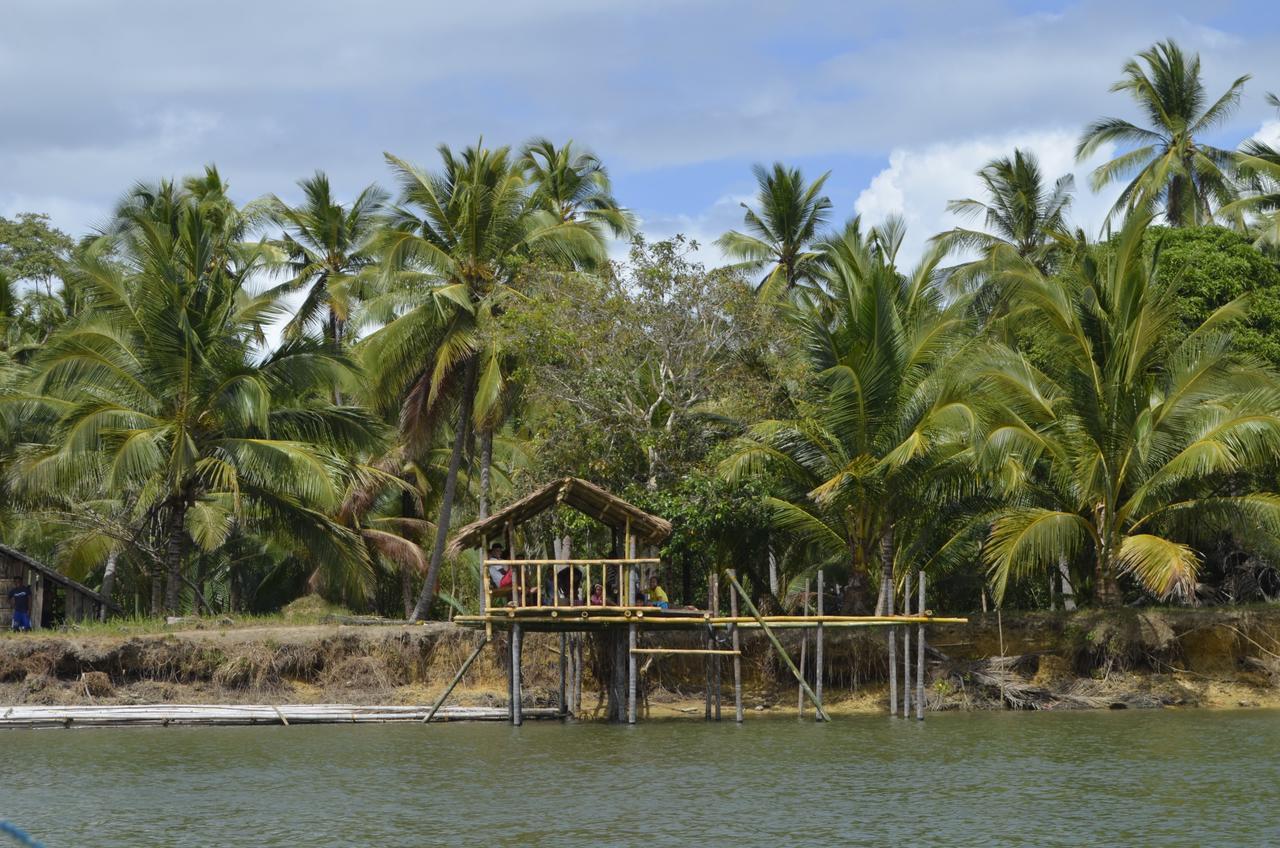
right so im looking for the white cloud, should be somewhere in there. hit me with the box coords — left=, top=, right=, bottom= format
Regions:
left=1253, top=120, right=1280, bottom=149
left=854, top=129, right=1118, bottom=266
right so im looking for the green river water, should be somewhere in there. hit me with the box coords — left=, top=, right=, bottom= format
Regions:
left=2, top=709, right=1277, bottom=847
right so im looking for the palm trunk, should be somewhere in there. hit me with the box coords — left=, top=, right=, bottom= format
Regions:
left=98, top=551, right=119, bottom=622
left=409, top=360, right=477, bottom=622
left=164, top=498, right=188, bottom=614
left=478, top=428, right=493, bottom=520
left=842, top=542, right=871, bottom=614
left=1059, top=555, right=1076, bottom=611
left=875, top=527, right=895, bottom=616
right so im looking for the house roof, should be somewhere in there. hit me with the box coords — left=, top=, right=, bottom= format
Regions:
left=0, top=543, right=123, bottom=612
left=446, top=477, right=672, bottom=555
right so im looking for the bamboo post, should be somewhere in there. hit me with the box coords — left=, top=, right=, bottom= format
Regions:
left=424, top=636, right=489, bottom=723
left=573, top=633, right=583, bottom=714
left=887, top=577, right=897, bottom=717
left=815, top=570, right=824, bottom=721
left=511, top=623, right=523, bottom=726
left=730, top=569, right=743, bottom=723
left=903, top=571, right=912, bottom=718
left=725, top=572, right=830, bottom=721
left=627, top=622, right=638, bottom=724
left=711, top=571, right=722, bottom=721
left=917, top=571, right=926, bottom=721
left=559, top=631, right=568, bottom=717
left=798, top=579, right=809, bottom=718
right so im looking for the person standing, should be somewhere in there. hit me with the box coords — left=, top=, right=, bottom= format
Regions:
left=7, top=581, right=33, bottom=631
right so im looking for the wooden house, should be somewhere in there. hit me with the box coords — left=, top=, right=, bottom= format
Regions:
left=0, top=543, right=119, bottom=629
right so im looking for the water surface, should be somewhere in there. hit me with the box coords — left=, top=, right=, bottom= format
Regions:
left=3, top=710, right=1277, bottom=847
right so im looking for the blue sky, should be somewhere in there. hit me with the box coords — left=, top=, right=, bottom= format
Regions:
left=3, top=0, right=1280, bottom=264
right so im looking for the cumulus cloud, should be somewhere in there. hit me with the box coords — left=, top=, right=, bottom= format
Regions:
left=854, top=130, right=1119, bottom=266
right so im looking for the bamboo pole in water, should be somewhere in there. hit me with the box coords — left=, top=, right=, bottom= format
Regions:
left=917, top=571, right=926, bottom=721
left=798, top=579, right=809, bottom=718
left=628, top=622, right=638, bottom=725
left=559, top=631, right=568, bottom=717
left=815, top=570, right=824, bottom=721
left=712, top=571, right=721, bottom=722
left=726, top=572, right=829, bottom=722
left=903, top=571, right=912, bottom=719
left=511, top=623, right=523, bottom=727
left=730, top=569, right=743, bottom=724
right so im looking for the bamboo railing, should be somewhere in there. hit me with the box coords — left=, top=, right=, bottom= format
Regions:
left=483, top=558, right=660, bottom=611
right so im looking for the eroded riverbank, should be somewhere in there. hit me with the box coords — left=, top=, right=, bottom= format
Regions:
left=2, top=607, right=1278, bottom=716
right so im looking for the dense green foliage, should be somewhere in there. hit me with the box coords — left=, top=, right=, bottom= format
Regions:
left=4, top=38, right=1280, bottom=619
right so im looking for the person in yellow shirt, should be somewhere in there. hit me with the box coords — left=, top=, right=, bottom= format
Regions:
left=646, top=576, right=669, bottom=609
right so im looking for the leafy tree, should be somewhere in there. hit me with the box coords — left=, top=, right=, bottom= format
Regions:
left=0, top=213, right=73, bottom=295
left=1077, top=40, right=1248, bottom=227
left=984, top=213, right=1280, bottom=605
left=716, top=163, right=833, bottom=299
left=363, top=143, right=608, bottom=620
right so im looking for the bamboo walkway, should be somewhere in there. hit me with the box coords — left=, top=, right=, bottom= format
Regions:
left=0, top=704, right=561, bottom=729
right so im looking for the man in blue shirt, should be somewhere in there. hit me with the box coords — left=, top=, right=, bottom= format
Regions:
left=8, top=582, right=32, bottom=631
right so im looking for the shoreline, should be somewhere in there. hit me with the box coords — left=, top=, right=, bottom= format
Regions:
left=2, top=607, right=1277, bottom=721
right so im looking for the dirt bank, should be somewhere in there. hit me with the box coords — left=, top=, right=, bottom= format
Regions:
left=2, top=607, right=1278, bottom=716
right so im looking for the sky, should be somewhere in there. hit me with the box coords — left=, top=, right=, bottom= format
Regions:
left=4, top=0, right=1280, bottom=268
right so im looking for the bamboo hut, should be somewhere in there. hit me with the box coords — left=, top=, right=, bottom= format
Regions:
left=0, top=544, right=120, bottom=629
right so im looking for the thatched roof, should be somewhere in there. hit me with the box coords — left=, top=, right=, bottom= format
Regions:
left=447, top=477, right=672, bottom=554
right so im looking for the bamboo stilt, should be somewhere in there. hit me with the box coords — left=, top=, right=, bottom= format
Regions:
left=887, top=580, right=897, bottom=718
left=511, top=623, right=523, bottom=726
left=917, top=572, right=926, bottom=721
left=559, top=631, right=568, bottom=717
left=815, top=570, right=824, bottom=721
left=725, top=572, right=829, bottom=721
left=730, top=569, right=743, bottom=724
left=423, top=635, right=488, bottom=723
left=798, top=579, right=809, bottom=718
left=903, top=571, right=912, bottom=718
left=712, top=571, right=721, bottom=722
left=627, top=622, right=637, bottom=725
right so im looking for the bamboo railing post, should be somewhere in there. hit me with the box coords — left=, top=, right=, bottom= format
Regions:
left=917, top=572, right=926, bottom=721
left=815, top=570, right=824, bottom=720
left=730, top=569, right=743, bottom=723
left=627, top=622, right=638, bottom=724
left=423, top=635, right=489, bottom=723
left=510, top=623, right=523, bottom=726
left=726, top=572, right=830, bottom=722
left=903, top=571, right=912, bottom=718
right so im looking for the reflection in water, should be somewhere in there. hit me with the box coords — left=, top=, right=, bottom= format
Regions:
left=5, top=710, right=1279, bottom=847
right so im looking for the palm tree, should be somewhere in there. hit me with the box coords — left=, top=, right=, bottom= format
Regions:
left=16, top=174, right=384, bottom=612
left=1223, top=93, right=1280, bottom=248
left=983, top=212, right=1280, bottom=605
left=1077, top=40, right=1249, bottom=227
left=266, top=172, right=388, bottom=348
left=716, top=163, right=833, bottom=299
left=521, top=138, right=635, bottom=239
left=937, top=149, right=1075, bottom=291
left=721, top=221, right=985, bottom=614
left=363, top=143, right=608, bottom=621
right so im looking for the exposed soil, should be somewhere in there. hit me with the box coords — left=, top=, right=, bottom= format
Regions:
left=2, top=607, right=1278, bottom=715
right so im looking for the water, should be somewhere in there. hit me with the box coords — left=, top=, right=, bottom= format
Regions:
left=2, top=710, right=1277, bottom=847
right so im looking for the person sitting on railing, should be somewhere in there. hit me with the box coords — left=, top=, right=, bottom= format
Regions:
left=646, top=576, right=670, bottom=609
left=489, top=545, right=515, bottom=601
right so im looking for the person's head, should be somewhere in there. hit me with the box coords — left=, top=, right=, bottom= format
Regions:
left=648, top=576, right=659, bottom=589
left=592, top=583, right=603, bottom=594
left=488, top=544, right=505, bottom=559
